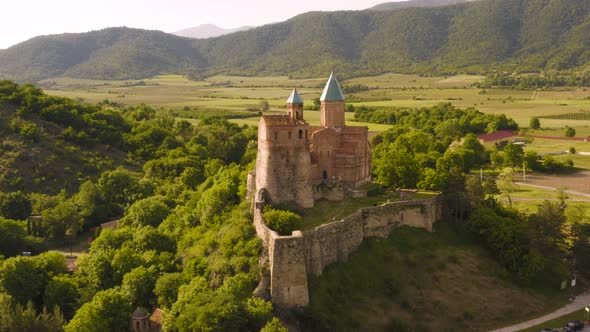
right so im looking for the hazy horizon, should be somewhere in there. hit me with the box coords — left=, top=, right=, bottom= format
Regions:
left=0, top=0, right=395, bottom=49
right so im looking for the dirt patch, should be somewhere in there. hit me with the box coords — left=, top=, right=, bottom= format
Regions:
left=521, top=171, right=590, bottom=195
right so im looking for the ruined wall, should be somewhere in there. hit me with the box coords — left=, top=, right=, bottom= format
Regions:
left=253, top=193, right=442, bottom=308
left=253, top=202, right=309, bottom=307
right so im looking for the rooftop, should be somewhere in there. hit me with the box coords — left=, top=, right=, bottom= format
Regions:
left=261, top=115, right=306, bottom=126
left=478, top=130, right=517, bottom=143
left=287, top=88, right=303, bottom=104
left=320, top=72, right=345, bottom=102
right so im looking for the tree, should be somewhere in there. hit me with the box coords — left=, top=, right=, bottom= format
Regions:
left=503, top=143, right=524, bottom=167
left=565, top=126, right=576, bottom=137
left=65, top=288, right=132, bottom=332
left=464, top=176, right=484, bottom=210
left=372, top=142, right=420, bottom=188
left=73, top=181, right=108, bottom=228
left=497, top=168, right=516, bottom=208
left=122, top=266, right=158, bottom=308
left=261, top=318, right=288, bottom=332
left=0, top=256, right=47, bottom=306
left=0, top=217, right=27, bottom=257
left=43, top=275, right=80, bottom=319
left=0, top=293, right=65, bottom=332
left=0, top=191, right=32, bottom=221
left=527, top=201, right=568, bottom=263
left=529, top=116, right=540, bottom=129
left=41, top=200, right=83, bottom=240
left=262, top=207, right=302, bottom=236
left=154, top=273, right=185, bottom=309
left=120, top=196, right=171, bottom=227
left=258, top=100, right=270, bottom=112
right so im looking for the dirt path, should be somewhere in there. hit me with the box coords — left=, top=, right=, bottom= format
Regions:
left=489, top=292, right=590, bottom=332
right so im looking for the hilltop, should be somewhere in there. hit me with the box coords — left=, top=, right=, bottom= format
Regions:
left=367, top=0, right=475, bottom=11
left=0, top=0, right=589, bottom=82
left=173, top=24, right=253, bottom=39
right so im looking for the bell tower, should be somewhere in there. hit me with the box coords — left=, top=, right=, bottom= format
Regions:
left=320, top=72, right=345, bottom=128
left=287, top=88, right=304, bottom=120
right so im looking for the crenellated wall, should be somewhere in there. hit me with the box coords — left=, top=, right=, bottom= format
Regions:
left=253, top=193, right=443, bottom=308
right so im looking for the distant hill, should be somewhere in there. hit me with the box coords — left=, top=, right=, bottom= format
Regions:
left=173, top=24, right=253, bottom=39
left=368, top=0, right=474, bottom=11
left=0, top=0, right=589, bottom=82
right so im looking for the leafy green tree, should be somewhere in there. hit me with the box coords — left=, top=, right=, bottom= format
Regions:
left=372, top=142, right=420, bottom=188
left=120, top=196, right=171, bottom=227
left=0, top=293, right=65, bottom=332
left=0, top=217, right=28, bottom=257
left=65, top=288, right=132, bottom=332
left=154, top=273, right=185, bottom=310
left=41, top=200, right=83, bottom=240
left=263, top=207, right=302, bottom=236
left=565, top=126, right=576, bottom=137
left=261, top=318, right=288, bottom=332
left=43, top=275, right=80, bottom=319
left=122, top=266, right=158, bottom=308
left=0, top=191, right=32, bottom=221
left=73, top=181, right=109, bottom=228
left=245, top=297, right=273, bottom=330
left=529, top=117, right=540, bottom=129
left=497, top=168, right=516, bottom=208
left=527, top=201, right=568, bottom=263
left=0, top=256, right=47, bottom=306
left=97, top=168, right=152, bottom=211
left=503, top=143, right=524, bottom=167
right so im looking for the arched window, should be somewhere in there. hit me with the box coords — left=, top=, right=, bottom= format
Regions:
left=298, top=130, right=303, bottom=139
left=322, top=170, right=328, bottom=179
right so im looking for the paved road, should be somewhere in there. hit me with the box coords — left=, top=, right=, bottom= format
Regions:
left=489, top=292, right=590, bottom=332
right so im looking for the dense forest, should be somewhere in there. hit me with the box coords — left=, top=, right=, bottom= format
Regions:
left=1, top=0, right=589, bottom=82
left=0, top=82, right=589, bottom=331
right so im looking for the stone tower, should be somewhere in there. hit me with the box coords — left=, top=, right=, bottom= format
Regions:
left=255, top=89, right=314, bottom=208
left=320, top=72, right=345, bottom=128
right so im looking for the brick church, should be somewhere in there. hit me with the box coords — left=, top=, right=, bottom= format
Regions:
left=254, top=73, right=371, bottom=208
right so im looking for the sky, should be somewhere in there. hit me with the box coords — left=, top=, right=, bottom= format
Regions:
left=0, top=0, right=394, bottom=49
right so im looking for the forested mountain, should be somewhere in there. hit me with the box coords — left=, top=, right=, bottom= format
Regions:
left=173, top=24, right=253, bottom=39
left=367, top=0, right=474, bottom=11
left=1, top=0, right=589, bottom=82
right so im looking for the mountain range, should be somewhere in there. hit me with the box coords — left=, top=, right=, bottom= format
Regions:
left=173, top=24, right=253, bottom=39
left=0, top=0, right=588, bottom=82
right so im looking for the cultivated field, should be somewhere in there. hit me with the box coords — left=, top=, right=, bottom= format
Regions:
left=40, top=73, right=590, bottom=167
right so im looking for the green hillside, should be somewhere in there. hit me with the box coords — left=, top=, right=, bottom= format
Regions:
left=0, top=0, right=589, bottom=82
left=299, top=223, right=567, bottom=332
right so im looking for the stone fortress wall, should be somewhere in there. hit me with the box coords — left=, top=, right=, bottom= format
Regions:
left=253, top=191, right=443, bottom=308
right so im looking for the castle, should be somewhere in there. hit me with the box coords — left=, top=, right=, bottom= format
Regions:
left=254, top=73, right=372, bottom=208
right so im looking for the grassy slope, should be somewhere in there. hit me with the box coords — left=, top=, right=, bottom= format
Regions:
left=300, top=222, right=568, bottom=332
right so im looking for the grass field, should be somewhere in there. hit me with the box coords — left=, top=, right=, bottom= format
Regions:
left=510, top=184, right=590, bottom=216
left=302, top=222, right=570, bottom=332
left=39, top=73, right=590, bottom=132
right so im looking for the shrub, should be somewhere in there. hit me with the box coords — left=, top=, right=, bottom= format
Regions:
left=262, top=207, right=302, bottom=235
left=565, top=126, right=576, bottom=137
